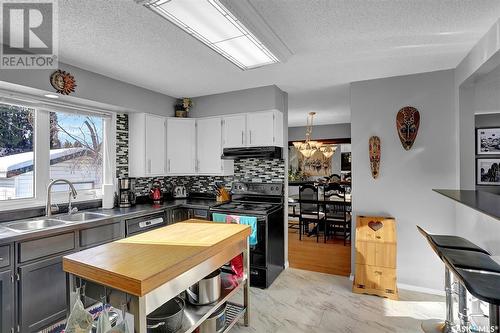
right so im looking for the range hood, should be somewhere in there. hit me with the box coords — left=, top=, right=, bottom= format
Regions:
left=222, top=146, right=282, bottom=159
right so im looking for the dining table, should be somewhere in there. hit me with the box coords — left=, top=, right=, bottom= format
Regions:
left=288, top=192, right=352, bottom=237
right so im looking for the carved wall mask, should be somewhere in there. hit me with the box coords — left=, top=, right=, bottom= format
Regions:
left=369, top=136, right=381, bottom=179
left=396, top=106, right=420, bottom=150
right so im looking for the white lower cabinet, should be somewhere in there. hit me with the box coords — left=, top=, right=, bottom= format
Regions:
left=196, top=117, right=234, bottom=175
left=166, top=118, right=196, bottom=174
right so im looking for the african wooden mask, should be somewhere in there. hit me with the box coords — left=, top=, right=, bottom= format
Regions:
left=369, top=136, right=381, bottom=179
left=396, top=106, right=420, bottom=150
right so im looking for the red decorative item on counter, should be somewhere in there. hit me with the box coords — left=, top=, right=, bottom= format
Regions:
left=149, top=181, right=162, bottom=205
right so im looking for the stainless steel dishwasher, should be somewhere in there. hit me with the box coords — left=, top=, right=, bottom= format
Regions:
left=125, top=212, right=167, bottom=236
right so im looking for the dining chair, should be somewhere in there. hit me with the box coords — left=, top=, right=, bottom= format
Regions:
left=298, top=184, right=325, bottom=242
left=323, top=183, right=351, bottom=245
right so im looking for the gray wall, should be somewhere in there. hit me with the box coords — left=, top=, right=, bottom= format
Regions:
left=350, top=69, right=457, bottom=291
left=288, top=123, right=351, bottom=141
left=190, top=85, right=284, bottom=117
left=459, top=65, right=500, bottom=192
left=454, top=18, right=500, bottom=266
left=0, top=62, right=177, bottom=116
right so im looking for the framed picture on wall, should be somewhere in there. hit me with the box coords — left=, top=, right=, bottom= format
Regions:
left=477, top=127, right=500, bottom=154
left=477, top=158, right=500, bottom=185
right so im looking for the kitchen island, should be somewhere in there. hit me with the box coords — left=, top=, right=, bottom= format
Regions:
left=63, top=220, right=251, bottom=333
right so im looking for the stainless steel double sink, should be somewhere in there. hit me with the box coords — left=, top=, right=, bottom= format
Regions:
left=4, top=212, right=110, bottom=233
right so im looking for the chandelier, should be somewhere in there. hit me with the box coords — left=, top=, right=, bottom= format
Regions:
left=293, top=112, right=337, bottom=158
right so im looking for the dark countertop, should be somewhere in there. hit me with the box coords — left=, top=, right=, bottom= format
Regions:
left=0, top=198, right=219, bottom=244
left=433, top=189, right=500, bottom=221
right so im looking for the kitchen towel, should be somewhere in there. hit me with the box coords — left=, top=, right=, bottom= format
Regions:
left=226, top=215, right=258, bottom=246
left=212, top=213, right=227, bottom=222
left=239, top=216, right=258, bottom=246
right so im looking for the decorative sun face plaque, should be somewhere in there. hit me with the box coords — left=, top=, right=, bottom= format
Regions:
left=50, top=70, right=77, bottom=95
left=396, top=106, right=420, bottom=150
left=369, top=136, right=381, bottom=179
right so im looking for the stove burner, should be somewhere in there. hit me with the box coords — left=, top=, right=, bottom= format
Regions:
left=214, top=202, right=277, bottom=213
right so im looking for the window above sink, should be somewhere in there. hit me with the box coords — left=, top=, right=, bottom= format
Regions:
left=0, top=93, right=115, bottom=211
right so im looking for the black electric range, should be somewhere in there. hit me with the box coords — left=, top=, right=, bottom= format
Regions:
left=210, top=182, right=285, bottom=288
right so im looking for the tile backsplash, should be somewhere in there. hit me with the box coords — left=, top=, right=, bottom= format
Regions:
left=115, top=113, right=284, bottom=195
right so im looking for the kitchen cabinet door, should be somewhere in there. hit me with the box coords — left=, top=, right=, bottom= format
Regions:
left=222, top=115, right=246, bottom=148
left=197, top=117, right=234, bottom=175
left=145, top=114, right=167, bottom=175
left=171, top=208, right=189, bottom=223
left=197, top=117, right=222, bottom=174
left=129, top=113, right=167, bottom=177
left=18, top=255, right=68, bottom=332
left=166, top=118, right=196, bottom=174
left=0, top=270, right=14, bottom=333
left=247, top=111, right=283, bottom=147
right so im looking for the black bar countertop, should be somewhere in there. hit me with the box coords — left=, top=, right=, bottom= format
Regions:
left=434, top=189, right=500, bottom=221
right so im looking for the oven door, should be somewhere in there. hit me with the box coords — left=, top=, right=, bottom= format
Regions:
left=210, top=212, right=267, bottom=268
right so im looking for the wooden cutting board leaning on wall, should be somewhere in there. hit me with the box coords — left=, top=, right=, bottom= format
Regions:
left=352, top=216, right=398, bottom=300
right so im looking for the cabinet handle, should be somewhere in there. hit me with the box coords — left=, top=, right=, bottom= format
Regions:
left=0, top=257, right=4, bottom=261
left=249, top=130, right=252, bottom=144
left=148, top=159, right=151, bottom=173
left=168, top=159, right=171, bottom=172
left=241, top=131, right=244, bottom=145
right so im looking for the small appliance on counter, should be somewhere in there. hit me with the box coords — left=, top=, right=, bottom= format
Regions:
left=117, top=177, right=136, bottom=208
left=173, top=185, right=188, bottom=198
left=150, top=180, right=163, bottom=204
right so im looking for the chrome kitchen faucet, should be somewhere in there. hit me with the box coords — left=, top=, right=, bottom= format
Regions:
left=46, top=179, right=78, bottom=217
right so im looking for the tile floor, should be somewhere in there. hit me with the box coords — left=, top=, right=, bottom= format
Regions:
left=232, top=268, right=444, bottom=333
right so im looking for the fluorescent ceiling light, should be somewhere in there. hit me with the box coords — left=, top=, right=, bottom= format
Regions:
left=142, top=0, right=280, bottom=70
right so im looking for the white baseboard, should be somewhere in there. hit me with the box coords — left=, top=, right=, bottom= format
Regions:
left=349, top=273, right=444, bottom=296
left=397, top=282, right=445, bottom=296
left=284, top=260, right=290, bottom=269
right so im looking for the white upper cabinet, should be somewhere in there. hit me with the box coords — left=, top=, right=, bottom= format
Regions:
left=196, top=117, right=234, bottom=175
left=222, top=114, right=246, bottom=148
left=247, top=111, right=274, bottom=147
left=128, top=109, right=283, bottom=177
left=129, top=113, right=167, bottom=177
left=247, top=110, right=284, bottom=147
left=166, top=118, right=196, bottom=174
left=223, top=110, right=283, bottom=148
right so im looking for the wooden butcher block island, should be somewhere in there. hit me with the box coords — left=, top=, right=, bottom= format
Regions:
left=63, top=220, right=252, bottom=333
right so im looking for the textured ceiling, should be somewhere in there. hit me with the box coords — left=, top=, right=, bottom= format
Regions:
left=58, top=1, right=500, bottom=126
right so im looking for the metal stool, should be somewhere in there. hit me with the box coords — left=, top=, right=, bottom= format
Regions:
left=417, top=226, right=491, bottom=333
left=454, top=268, right=500, bottom=333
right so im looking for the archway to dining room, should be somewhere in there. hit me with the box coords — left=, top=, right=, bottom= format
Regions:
left=287, top=128, right=352, bottom=277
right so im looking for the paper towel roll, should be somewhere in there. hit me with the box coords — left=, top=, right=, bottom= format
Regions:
left=102, top=184, right=115, bottom=209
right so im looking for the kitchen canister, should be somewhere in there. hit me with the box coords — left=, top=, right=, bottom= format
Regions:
left=186, top=269, right=221, bottom=305
left=102, top=183, right=115, bottom=209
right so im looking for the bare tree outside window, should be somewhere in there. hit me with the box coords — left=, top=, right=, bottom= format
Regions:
left=49, top=112, right=103, bottom=192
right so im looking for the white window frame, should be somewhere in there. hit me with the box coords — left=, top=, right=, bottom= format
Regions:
left=0, top=93, right=116, bottom=211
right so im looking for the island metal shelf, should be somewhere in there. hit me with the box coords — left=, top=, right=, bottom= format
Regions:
left=63, top=221, right=252, bottom=333
left=179, top=273, right=247, bottom=333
